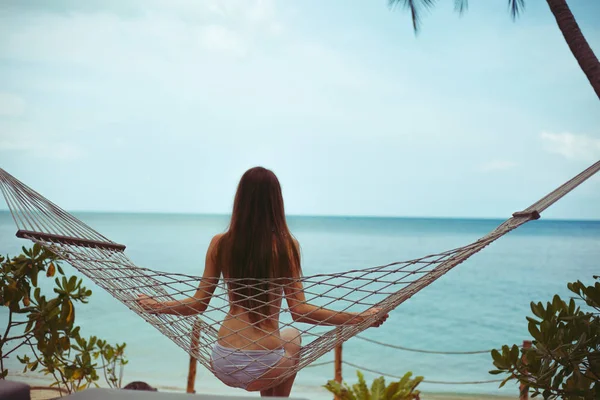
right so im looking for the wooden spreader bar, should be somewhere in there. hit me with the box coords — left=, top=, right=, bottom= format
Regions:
left=16, top=230, right=126, bottom=251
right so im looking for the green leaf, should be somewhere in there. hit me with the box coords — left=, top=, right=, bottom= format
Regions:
left=68, top=276, right=77, bottom=292
left=384, top=382, right=400, bottom=399
left=499, top=375, right=513, bottom=388
left=491, top=349, right=508, bottom=369
left=30, top=265, right=39, bottom=287
left=355, top=370, right=369, bottom=400
left=510, top=345, right=519, bottom=364
left=370, top=376, right=385, bottom=400
left=531, top=302, right=545, bottom=318
left=551, top=295, right=563, bottom=311
left=528, top=322, right=541, bottom=340
left=573, top=332, right=587, bottom=351
left=568, top=298, right=575, bottom=314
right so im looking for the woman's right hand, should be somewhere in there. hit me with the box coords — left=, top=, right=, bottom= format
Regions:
left=354, top=308, right=389, bottom=328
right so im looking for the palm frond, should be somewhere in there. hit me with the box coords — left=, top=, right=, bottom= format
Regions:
left=508, top=0, right=525, bottom=20
left=454, top=0, right=468, bottom=15
left=389, top=0, right=437, bottom=34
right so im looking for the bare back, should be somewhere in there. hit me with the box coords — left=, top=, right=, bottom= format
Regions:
left=212, top=234, right=297, bottom=351
left=218, top=289, right=286, bottom=350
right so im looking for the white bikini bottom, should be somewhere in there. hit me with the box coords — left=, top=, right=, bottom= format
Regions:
left=211, top=343, right=285, bottom=390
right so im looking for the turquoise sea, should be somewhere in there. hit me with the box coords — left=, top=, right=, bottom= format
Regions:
left=1, top=211, right=599, bottom=398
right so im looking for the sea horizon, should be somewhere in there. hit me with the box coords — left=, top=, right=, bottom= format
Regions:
left=1, top=209, right=599, bottom=223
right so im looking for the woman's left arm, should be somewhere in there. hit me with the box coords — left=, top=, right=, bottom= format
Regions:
left=137, top=234, right=222, bottom=316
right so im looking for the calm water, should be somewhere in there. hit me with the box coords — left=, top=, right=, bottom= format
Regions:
left=1, top=211, right=599, bottom=398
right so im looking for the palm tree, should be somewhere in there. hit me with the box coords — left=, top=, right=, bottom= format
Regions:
left=390, top=0, right=600, bottom=100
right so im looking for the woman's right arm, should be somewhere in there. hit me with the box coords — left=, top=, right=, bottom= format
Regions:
left=283, top=240, right=388, bottom=327
left=284, top=280, right=385, bottom=326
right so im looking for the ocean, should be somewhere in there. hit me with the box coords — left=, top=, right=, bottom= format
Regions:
left=1, top=211, right=599, bottom=399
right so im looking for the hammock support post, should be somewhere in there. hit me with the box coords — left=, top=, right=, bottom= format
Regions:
left=334, top=327, right=343, bottom=399
left=186, top=321, right=202, bottom=393
left=519, top=340, right=532, bottom=400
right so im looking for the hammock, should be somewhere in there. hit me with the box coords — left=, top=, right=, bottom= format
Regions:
left=1, top=161, right=599, bottom=390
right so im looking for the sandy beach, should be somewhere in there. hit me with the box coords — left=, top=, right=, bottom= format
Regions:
left=30, top=387, right=68, bottom=400
left=15, top=374, right=518, bottom=400
left=28, top=386, right=518, bottom=400
left=28, top=386, right=517, bottom=400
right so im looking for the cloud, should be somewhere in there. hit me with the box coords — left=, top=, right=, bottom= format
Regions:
left=0, top=1, right=387, bottom=131
left=540, top=132, right=600, bottom=162
left=0, top=0, right=283, bottom=73
left=0, top=140, right=85, bottom=161
left=0, top=92, right=25, bottom=116
left=0, top=140, right=31, bottom=151
left=0, top=128, right=85, bottom=161
left=479, top=160, right=517, bottom=172
left=44, top=143, right=85, bottom=160
left=199, top=25, right=247, bottom=56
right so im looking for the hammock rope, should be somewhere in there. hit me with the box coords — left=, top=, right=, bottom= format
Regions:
left=1, top=161, right=598, bottom=390
left=341, top=361, right=504, bottom=385
left=354, top=335, right=498, bottom=355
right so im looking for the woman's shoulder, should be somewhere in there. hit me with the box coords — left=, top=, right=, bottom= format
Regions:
left=206, top=233, right=225, bottom=261
left=210, top=233, right=225, bottom=247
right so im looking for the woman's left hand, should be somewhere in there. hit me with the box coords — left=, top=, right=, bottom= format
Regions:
left=136, top=294, right=161, bottom=313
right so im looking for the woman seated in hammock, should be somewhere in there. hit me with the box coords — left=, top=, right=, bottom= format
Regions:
left=137, top=167, right=388, bottom=397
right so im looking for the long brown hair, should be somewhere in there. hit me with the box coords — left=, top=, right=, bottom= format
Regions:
left=216, top=167, right=300, bottom=324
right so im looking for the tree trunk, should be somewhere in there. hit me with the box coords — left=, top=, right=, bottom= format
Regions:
left=546, top=0, right=600, bottom=100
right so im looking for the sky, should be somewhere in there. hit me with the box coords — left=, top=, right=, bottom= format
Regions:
left=0, top=0, right=599, bottom=219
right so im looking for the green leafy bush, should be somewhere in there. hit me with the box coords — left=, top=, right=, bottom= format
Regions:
left=0, top=245, right=127, bottom=393
left=490, top=276, right=599, bottom=399
left=324, top=370, right=423, bottom=400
